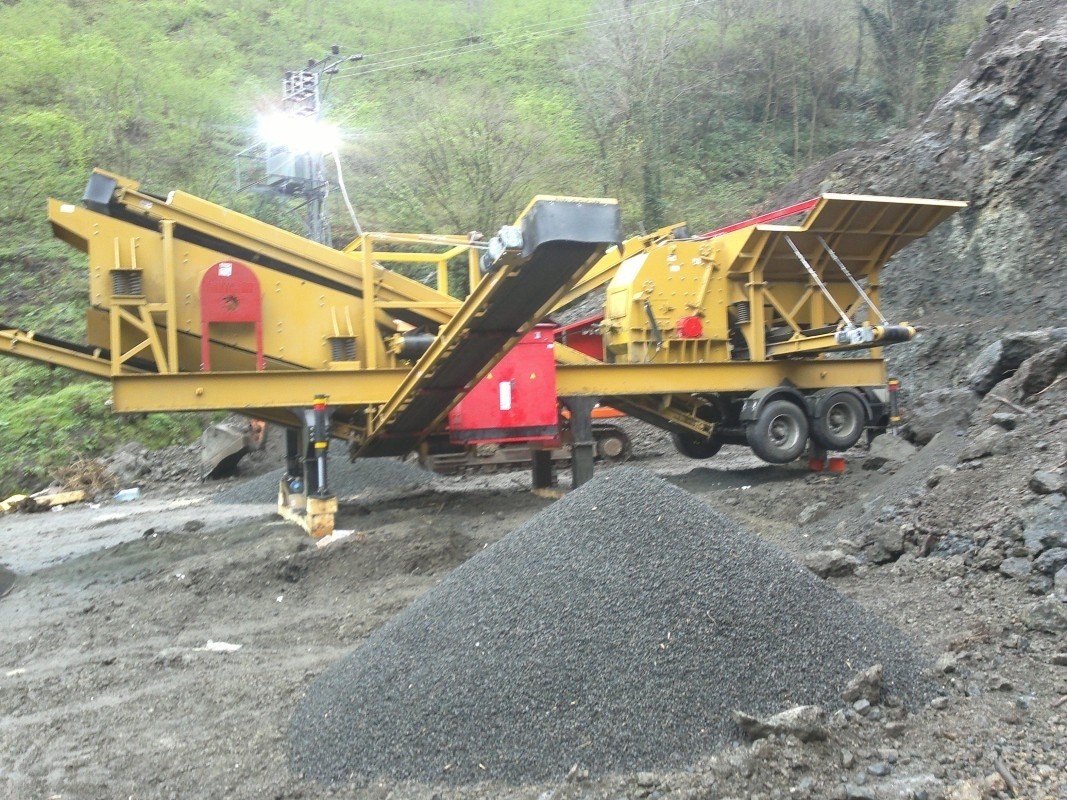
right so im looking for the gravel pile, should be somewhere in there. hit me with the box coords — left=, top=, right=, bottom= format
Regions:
left=211, top=454, right=433, bottom=504
left=289, top=467, right=929, bottom=786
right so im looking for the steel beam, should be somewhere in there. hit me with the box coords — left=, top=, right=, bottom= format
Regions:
left=66, top=171, right=459, bottom=326
left=110, top=369, right=407, bottom=412
left=0, top=328, right=116, bottom=379
left=554, top=359, right=888, bottom=396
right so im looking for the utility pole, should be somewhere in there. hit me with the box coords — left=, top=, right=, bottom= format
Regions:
left=236, top=45, right=362, bottom=245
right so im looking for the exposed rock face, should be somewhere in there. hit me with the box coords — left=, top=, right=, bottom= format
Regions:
left=771, top=1, right=1067, bottom=393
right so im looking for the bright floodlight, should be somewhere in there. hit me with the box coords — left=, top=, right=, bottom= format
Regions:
left=258, top=112, right=339, bottom=154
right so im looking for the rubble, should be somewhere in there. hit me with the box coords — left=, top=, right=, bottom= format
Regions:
left=733, top=705, right=829, bottom=743
left=902, top=388, right=979, bottom=445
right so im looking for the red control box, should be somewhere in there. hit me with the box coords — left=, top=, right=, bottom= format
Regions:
left=448, top=325, right=559, bottom=445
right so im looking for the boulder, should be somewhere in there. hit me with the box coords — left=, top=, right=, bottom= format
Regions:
left=926, top=464, right=954, bottom=488
left=863, top=435, right=917, bottom=471
left=841, top=664, right=883, bottom=705
left=998, top=557, right=1032, bottom=580
left=865, top=526, right=906, bottom=565
left=804, top=549, right=859, bottom=578
left=1021, top=496, right=1067, bottom=555
left=1055, top=567, right=1067, bottom=601
left=990, top=411, right=1017, bottom=430
left=959, top=425, right=1011, bottom=462
left=1022, top=597, right=1067, bottom=634
left=105, top=442, right=152, bottom=486
left=1029, top=470, right=1066, bottom=496
left=798, top=501, right=829, bottom=526
left=1014, top=341, right=1067, bottom=399
left=966, top=329, right=1067, bottom=396
left=1028, top=575, right=1054, bottom=595
left=902, top=388, right=979, bottom=445
left=1033, top=547, right=1067, bottom=576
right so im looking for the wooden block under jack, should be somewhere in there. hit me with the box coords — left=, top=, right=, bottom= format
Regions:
left=277, top=479, right=338, bottom=539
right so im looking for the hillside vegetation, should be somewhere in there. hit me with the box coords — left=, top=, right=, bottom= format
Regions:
left=0, top=0, right=990, bottom=490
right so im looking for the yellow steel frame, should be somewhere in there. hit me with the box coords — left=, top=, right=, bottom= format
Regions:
left=48, top=172, right=493, bottom=380
left=6, top=172, right=966, bottom=454
left=549, top=222, right=685, bottom=314
left=343, top=231, right=483, bottom=300
left=604, top=194, right=965, bottom=365
left=95, top=171, right=461, bottom=325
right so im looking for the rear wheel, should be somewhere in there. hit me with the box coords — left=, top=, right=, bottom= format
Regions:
left=671, top=433, right=723, bottom=459
left=746, top=399, right=809, bottom=463
left=811, top=391, right=866, bottom=451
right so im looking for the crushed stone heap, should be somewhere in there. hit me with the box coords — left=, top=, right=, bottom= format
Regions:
left=289, top=466, right=929, bottom=786
left=211, top=454, right=432, bottom=504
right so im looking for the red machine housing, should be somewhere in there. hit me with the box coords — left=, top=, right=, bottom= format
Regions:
left=448, top=325, right=559, bottom=445
left=555, top=314, right=606, bottom=360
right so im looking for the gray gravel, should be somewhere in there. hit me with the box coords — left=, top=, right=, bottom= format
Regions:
left=211, top=454, right=433, bottom=504
left=289, top=466, right=930, bottom=787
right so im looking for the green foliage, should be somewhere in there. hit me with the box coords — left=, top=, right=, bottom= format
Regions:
left=0, top=365, right=206, bottom=492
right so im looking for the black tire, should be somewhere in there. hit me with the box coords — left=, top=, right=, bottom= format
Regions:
left=594, top=426, right=633, bottom=462
left=811, top=391, right=867, bottom=451
left=671, top=433, right=723, bottom=460
left=746, top=399, right=809, bottom=463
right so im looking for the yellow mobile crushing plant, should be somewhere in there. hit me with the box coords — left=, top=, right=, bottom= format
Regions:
left=0, top=170, right=964, bottom=535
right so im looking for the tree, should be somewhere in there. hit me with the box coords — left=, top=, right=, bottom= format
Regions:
left=858, top=0, right=960, bottom=118
left=569, top=0, right=706, bottom=231
left=366, top=87, right=564, bottom=235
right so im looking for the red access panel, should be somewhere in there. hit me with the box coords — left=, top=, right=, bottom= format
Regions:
left=448, top=325, right=559, bottom=445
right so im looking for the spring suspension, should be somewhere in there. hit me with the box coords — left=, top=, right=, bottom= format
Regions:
left=329, top=336, right=358, bottom=362
left=111, top=270, right=143, bottom=296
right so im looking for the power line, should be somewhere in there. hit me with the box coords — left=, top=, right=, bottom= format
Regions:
left=331, top=0, right=689, bottom=64
left=334, top=0, right=701, bottom=78
left=331, top=4, right=610, bottom=60
left=330, top=0, right=705, bottom=80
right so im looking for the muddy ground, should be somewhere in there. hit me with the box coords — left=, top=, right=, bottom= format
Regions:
left=1, top=416, right=1064, bottom=800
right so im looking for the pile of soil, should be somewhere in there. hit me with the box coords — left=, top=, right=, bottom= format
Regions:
left=289, top=467, right=929, bottom=786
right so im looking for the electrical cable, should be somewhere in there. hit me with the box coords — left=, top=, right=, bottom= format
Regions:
left=331, top=148, right=363, bottom=236
left=331, top=0, right=687, bottom=65
left=335, top=3, right=698, bottom=79
left=331, top=0, right=704, bottom=79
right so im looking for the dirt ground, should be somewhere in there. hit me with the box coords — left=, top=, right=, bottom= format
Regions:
left=1, top=418, right=1064, bottom=800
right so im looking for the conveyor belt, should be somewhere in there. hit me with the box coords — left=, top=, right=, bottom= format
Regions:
left=0, top=325, right=123, bottom=378
left=358, top=198, right=620, bottom=457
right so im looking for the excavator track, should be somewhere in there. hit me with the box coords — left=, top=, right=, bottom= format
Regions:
left=419, top=423, right=633, bottom=476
